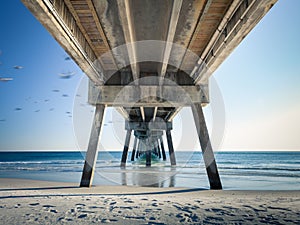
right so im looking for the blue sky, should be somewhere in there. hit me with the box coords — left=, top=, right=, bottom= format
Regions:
left=0, top=1, right=299, bottom=151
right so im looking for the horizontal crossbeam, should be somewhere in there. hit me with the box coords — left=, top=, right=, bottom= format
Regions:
left=89, top=83, right=209, bottom=107
left=125, top=121, right=172, bottom=131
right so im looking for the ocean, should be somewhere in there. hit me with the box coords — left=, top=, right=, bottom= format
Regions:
left=0, top=151, right=299, bottom=190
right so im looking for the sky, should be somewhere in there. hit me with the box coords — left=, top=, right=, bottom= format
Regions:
left=0, top=0, right=299, bottom=151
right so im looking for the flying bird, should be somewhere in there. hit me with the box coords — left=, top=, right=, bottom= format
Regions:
left=0, top=77, right=13, bottom=82
left=52, top=89, right=60, bottom=92
left=64, top=56, right=71, bottom=61
left=58, top=71, right=75, bottom=79
left=62, top=94, right=69, bottom=97
left=14, top=108, right=22, bottom=111
left=14, top=65, right=23, bottom=70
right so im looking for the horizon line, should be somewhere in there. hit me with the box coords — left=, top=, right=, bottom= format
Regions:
left=1, top=149, right=300, bottom=152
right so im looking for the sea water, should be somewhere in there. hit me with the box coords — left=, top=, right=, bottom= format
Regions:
left=0, top=151, right=299, bottom=190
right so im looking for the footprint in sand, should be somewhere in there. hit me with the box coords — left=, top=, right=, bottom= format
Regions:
left=42, top=205, right=57, bottom=213
left=119, top=206, right=134, bottom=210
left=57, top=217, right=73, bottom=222
left=176, top=212, right=189, bottom=218
left=69, top=208, right=75, bottom=213
left=29, top=203, right=40, bottom=206
left=89, top=205, right=105, bottom=209
left=268, top=206, right=292, bottom=211
left=190, top=205, right=199, bottom=210
left=77, top=213, right=88, bottom=219
left=42, top=205, right=55, bottom=208
left=75, top=203, right=86, bottom=207
left=173, top=204, right=192, bottom=213
left=75, top=203, right=86, bottom=211
left=242, top=205, right=267, bottom=212
left=49, top=209, right=58, bottom=213
left=176, top=212, right=201, bottom=223
left=178, top=214, right=200, bottom=223
left=152, top=203, right=158, bottom=207
left=80, top=210, right=96, bottom=214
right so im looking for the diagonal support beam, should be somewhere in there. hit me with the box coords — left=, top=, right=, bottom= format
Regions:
left=145, top=139, right=152, bottom=167
left=167, top=107, right=182, bottom=122
left=166, top=130, right=176, bottom=166
left=153, top=107, right=158, bottom=121
left=159, top=136, right=167, bottom=161
left=80, top=104, right=106, bottom=187
left=191, top=103, right=222, bottom=190
left=115, top=107, right=130, bottom=121
left=120, top=129, right=132, bottom=168
left=136, top=139, right=141, bottom=159
left=140, top=107, right=145, bottom=121
left=131, top=137, right=138, bottom=161
left=156, top=139, right=161, bottom=159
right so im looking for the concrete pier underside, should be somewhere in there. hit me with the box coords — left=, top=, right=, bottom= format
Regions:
left=22, top=0, right=277, bottom=189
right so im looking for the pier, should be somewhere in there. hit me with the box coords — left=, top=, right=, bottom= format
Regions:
left=22, top=0, right=277, bottom=189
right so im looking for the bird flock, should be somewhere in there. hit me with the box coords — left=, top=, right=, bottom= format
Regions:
left=0, top=51, right=81, bottom=123
left=0, top=51, right=123, bottom=127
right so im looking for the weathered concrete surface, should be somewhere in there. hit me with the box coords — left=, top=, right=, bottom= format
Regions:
left=80, top=104, right=105, bottom=187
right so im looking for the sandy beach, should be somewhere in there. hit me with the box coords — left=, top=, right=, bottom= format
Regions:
left=0, top=178, right=299, bottom=224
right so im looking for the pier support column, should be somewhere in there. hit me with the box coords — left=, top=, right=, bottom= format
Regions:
left=131, top=137, right=138, bottom=161
left=146, top=140, right=151, bottom=167
left=159, top=136, right=167, bottom=161
left=136, top=139, right=141, bottom=159
left=80, top=104, right=105, bottom=187
left=191, top=103, right=222, bottom=190
left=166, top=130, right=176, bottom=166
left=121, top=129, right=132, bottom=168
left=157, top=139, right=161, bottom=159
left=146, top=150, right=151, bottom=167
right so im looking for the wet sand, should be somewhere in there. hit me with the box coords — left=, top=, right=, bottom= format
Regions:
left=0, top=178, right=299, bottom=224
